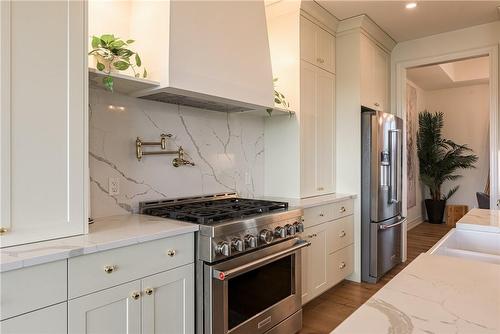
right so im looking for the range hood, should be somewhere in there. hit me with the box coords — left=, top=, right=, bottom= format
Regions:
left=130, top=1, right=275, bottom=113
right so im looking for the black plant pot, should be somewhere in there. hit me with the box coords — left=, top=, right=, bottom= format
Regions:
left=425, top=199, right=446, bottom=224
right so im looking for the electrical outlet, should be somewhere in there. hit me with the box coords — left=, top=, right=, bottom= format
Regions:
left=245, top=172, right=251, bottom=185
left=108, top=177, right=120, bottom=195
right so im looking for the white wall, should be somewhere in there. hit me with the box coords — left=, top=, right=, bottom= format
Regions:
left=89, top=89, right=265, bottom=219
left=424, top=84, right=490, bottom=210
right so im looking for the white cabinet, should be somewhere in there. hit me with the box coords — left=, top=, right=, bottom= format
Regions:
left=69, top=281, right=142, bottom=334
left=300, top=16, right=335, bottom=74
left=142, top=264, right=195, bottom=334
left=0, top=0, right=88, bottom=247
left=69, top=263, right=195, bottom=334
left=301, top=201, right=354, bottom=305
left=300, top=61, right=336, bottom=197
left=360, top=34, right=389, bottom=111
left=0, top=302, right=67, bottom=334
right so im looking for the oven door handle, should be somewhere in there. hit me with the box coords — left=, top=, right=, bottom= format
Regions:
left=213, top=239, right=310, bottom=281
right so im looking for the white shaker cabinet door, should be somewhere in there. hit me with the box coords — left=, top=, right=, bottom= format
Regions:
left=68, top=281, right=142, bottom=334
left=0, top=0, right=88, bottom=246
left=0, top=302, right=67, bottom=334
left=142, top=264, right=195, bottom=334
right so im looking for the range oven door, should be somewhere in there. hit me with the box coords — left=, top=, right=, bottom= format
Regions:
left=205, top=238, right=309, bottom=334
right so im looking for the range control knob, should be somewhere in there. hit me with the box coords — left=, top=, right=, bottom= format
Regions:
left=259, top=229, right=274, bottom=244
left=231, top=238, right=244, bottom=252
left=244, top=234, right=257, bottom=248
left=215, top=241, right=230, bottom=257
left=294, top=221, right=305, bottom=233
left=285, top=224, right=296, bottom=236
left=274, top=226, right=286, bottom=238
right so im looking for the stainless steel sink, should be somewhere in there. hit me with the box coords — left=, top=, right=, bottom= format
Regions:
left=428, top=228, right=500, bottom=264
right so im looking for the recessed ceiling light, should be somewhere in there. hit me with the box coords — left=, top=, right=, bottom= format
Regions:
left=406, top=2, right=417, bottom=9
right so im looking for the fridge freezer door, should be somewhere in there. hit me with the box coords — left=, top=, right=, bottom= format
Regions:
left=370, top=217, right=405, bottom=279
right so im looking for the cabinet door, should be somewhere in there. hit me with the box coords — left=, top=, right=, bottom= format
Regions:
left=301, top=223, right=328, bottom=303
left=373, top=44, right=389, bottom=112
left=68, top=281, right=141, bottom=334
left=0, top=0, right=87, bottom=247
left=316, top=27, right=335, bottom=74
left=360, top=35, right=374, bottom=109
left=142, top=264, right=195, bottom=334
left=300, top=16, right=317, bottom=66
left=300, top=61, right=318, bottom=198
left=316, top=69, right=335, bottom=194
left=0, top=302, right=66, bottom=334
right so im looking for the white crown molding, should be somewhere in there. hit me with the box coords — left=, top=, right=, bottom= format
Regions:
left=300, top=1, right=338, bottom=35
left=337, top=14, right=396, bottom=52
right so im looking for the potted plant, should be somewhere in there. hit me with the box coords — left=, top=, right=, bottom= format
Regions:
left=88, top=34, right=147, bottom=92
left=416, top=111, right=478, bottom=224
left=267, top=78, right=292, bottom=117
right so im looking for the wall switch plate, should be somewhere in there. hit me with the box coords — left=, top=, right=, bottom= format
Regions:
left=108, top=177, right=120, bottom=195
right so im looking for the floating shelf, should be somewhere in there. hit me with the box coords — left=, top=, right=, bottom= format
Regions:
left=88, top=68, right=160, bottom=95
left=245, top=106, right=295, bottom=117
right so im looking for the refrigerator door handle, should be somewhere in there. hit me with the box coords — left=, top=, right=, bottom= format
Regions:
left=389, top=129, right=401, bottom=204
left=378, top=218, right=404, bottom=230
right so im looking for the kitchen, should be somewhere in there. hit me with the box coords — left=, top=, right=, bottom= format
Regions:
left=1, top=1, right=500, bottom=334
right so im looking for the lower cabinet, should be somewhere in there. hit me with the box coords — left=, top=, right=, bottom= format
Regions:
left=0, top=302, right=67, bottom=334
left=301, top=202, right=354, bottom=305
left=68, top=263, right=194, bottom=334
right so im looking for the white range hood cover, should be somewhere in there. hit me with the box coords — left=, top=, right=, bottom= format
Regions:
left=134, top=0, right=275, bottom=113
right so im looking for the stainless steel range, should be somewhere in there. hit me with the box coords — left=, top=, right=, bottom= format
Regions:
left=140, top=193, right=308, bottom=334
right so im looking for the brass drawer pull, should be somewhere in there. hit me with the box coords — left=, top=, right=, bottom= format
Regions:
left=104, top=265, right=117, bottom=274
left=0, top=227, right=8, bottom=234
left=319, top=213, right=324, bottom=217
left=131, top=291, right=141, bottom=300
left=339, top=206, right=346, bottom=213
left=339, top=230, right=346, bottom=238
left=339, top=262, right=346, bottom=269
left=316, top=58, right=325, bottom=64
left=167, top=249, right=176, bottom=257
left=145, top=288, right=154, bottom=296
left=306, top=233, right=318, bottom=239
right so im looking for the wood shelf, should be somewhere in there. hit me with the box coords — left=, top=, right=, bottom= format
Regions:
left=88, top=68, right=160, bottom=95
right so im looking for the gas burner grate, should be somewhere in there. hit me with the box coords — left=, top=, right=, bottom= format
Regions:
left=141, top=197, right=288, bottom=224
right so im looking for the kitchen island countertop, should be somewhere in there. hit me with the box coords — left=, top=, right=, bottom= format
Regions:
left=456, top=208, right=500, bottom=233
left=331, top=253, right=500, bottom=334
left=0, top=214, right=198, bottom=273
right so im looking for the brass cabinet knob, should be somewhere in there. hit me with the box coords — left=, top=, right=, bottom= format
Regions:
left=316, top=58, right=325, bottom=64
left=0, top=227, right=8, bottom=234
left=339, top=230, right=346, bottom=238
left=317, top=187, right=324, bottom=191
left=145, top=288, right=154, bottom=296
left=339, top=262, right=346, bottom=269
left=319, top=213, right=324, bottom=217
left=167, top=249, right=176, bottom=257
left=104, top=265, right=117, bottom=274
left=131, top=291, right=141, bottom=300
left=374, top=102, right=380, bottom=107
left=339, top=206, right=346, bottom=213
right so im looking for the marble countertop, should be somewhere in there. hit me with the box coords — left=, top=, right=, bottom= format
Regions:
left=261, top=193, right=357, bottom=209
left=331, top=253, right=500, bottom=334
left=456, top=208, right=500, bottom=233
left=0, top=214, right=198, bottom=273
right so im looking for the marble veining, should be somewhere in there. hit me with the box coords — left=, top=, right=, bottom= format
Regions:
left=90, top=88, right=265, bottom=218
left=456, top=208, right=500, bottom=233
left=0, top=214, right=198, bottom=273
left=332, top=254, right=500, bottom=334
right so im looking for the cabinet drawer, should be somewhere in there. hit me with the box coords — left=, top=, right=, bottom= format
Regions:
left=303, top=199, right=353, bottom=228
left=327, top=216, right=354, bottom=254
left=327, top=244, right=354, bottom=287
left=0, top=260, right=67, bottom=321
left=0, top=302, right=67, bottom=334
left=68, top=233, right=194, bottom=298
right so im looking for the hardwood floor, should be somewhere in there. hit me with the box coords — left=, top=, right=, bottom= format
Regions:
left=299, top=222, right=452, bottom=334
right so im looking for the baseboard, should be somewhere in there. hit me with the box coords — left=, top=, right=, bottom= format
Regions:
left=407, top=217, right=423, bottom=231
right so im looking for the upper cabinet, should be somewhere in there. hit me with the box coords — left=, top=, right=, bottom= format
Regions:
left=265, top=2, right=338, bottom=199
left=360, top=34, right=389, bottom=111
left=0, top=1, right=88, bottom=247
left=300, top=16, right=336, bottom=74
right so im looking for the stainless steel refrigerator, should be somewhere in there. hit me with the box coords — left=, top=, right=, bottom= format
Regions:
left=361, top=107, right=405, bottom=283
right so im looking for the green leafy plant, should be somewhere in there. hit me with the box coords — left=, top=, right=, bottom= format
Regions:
left=88, top=34, right=147, bottom=92
left=267, top=78, right=292, bottom=116
left=417, top=111, right=478, bottom=201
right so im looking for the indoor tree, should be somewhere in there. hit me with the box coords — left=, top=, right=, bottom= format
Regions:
left=416, top=111, right=478, bottom=223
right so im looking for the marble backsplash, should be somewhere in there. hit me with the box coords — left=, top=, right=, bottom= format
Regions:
left=89, top=89, right=265, bottom=218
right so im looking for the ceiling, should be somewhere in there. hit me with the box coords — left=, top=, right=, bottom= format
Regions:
left=318, top=1, right=500, bottom=42
left=407, top=56, right=490, bottom=90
